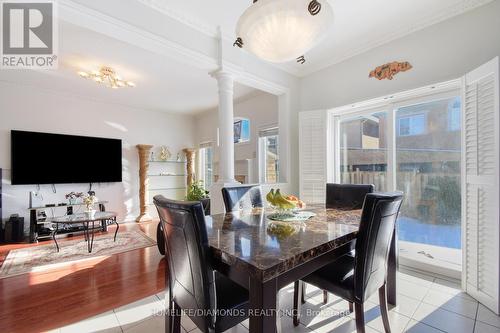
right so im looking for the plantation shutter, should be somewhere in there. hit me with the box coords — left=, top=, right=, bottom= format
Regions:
left=462, top=57, right=500, bottom=314
left=299, top=110, right=327, bottom=204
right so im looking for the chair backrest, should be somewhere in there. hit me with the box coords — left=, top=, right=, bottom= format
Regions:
left=326, top=183, right=375, bottom=209
left=221, top=185, right=263, bottom=212
left=153, top=196, right=215, bottom=331
left=354, top=192, right=404, bottom=302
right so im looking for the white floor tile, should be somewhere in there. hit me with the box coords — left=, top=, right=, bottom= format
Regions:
left=477, top=304, right=500, bottom=328
left=404, top=319, right=444, bottom=333
left=322, top=317, right=380, bottom=333
left=180, top=314, right=197, bottom=332
left=114, top=295, right=164, bottom=331
left=398, top=270, right=435, bottom=287
left=398, top=279, right=431, bottom=301
left=123, top=315, right=164, bottom=333
left=475, top=321, right=500, bottom=333
left=367, top=310, right=411, bottom=333
left=60, top=311, right=121, bottom=333
left=430, top=278, right=474, bottom=301
left=367, top=293, right=421, bottom=318
left=412, top=302, right=475, bottom=333
left=422, top=289, right=478, bottom=319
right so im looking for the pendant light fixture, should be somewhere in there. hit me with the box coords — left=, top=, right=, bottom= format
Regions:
left=234, top=0, right=334, bottom=64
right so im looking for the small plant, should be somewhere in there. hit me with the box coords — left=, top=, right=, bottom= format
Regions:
left=65, top=192, right=84, bottom=200
left=186, top=181, right=209, bottom=201
left=83, top=194, right=98, bottom=211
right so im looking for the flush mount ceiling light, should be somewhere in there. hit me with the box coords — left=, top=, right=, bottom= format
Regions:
left=234, top=0, right=334, bottom=64
left=77, top=66, right=136, bottom=89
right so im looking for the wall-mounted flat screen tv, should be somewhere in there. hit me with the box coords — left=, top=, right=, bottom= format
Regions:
left=11, top=130, right=122, bottom=185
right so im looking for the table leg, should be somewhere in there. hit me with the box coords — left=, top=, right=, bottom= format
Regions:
left=52, top=223, right=59, bottom=252
left=387, top=227, right=398, bottom=306
left=113, top=217, right=119, bottom=242
left=88, top=220, right=95, bottom=253
left=249, top=277, right=281, bottom=333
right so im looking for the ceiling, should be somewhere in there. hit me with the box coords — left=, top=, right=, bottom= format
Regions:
left=0, top=21, right=257, bottom=114
left=138, top=0, right=494, bottom=76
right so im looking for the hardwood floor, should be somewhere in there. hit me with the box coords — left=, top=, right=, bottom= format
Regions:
left=0, top=221, right=166, bottom=333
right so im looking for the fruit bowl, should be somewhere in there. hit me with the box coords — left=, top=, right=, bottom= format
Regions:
left=266, top=189, right=306, bottom=219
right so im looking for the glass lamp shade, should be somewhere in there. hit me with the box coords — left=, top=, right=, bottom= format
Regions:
left=236, top=0, right=334, bottom=63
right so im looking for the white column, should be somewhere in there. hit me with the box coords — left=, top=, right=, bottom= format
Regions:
left=213, top=70, right=236, bottom=184
left=210, top=70, right=240, bottom=214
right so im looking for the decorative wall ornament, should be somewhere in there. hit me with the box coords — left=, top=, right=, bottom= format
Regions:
left=369, top=61, right=413, bottom=80
left=159, top=146, right=171, bottom=161
left=136, top=144, right=153, bottom=223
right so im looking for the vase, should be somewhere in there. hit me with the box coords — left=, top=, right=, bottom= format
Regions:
left=69, top=198, right=77, bottom=205
left=85, top=209, right=96, bottom=218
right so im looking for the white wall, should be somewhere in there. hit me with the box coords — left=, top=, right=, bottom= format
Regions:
left=194, top=91, right=279, bottom=182
left=300, top=0, right=500, bottom=110
left=0, top=82, right=195, bottom=228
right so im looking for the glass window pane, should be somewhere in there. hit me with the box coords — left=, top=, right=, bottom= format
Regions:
left=396, top=97, right=462, bottom=256
left=263, top=135, right=279, bottom=183
left=339, top=111, right=388, bottom=191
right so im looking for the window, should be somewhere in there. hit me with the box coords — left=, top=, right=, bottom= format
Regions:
left=398, top=114, right=426, bottom=136
left=259, top=127, right=279, bottom=183
left=198, top=143, right=213, bottom=189
left=448, top=97, right=461, bottom=131
left=234, top=118, right=250, bottom=144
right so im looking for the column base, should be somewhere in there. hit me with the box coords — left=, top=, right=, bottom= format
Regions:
left=136, top=213, right=153, bottom=223
left=209, top=180, right=241, bottom=214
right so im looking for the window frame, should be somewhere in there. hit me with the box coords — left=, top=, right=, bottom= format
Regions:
left=198, top=142, right=213, bottom=189
left=397, top=113, right=427, bottom=137
left=258, top=126, right=280, bottom=184
left=234, top=117, right=251, bottom=145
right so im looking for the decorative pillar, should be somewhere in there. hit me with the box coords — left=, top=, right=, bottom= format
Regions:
left=183, top=148, right=196, bottom=188
left=209, top=70, right=240, bottom=214
left=136, top=144, right=153, bottom=222
left=213, top=70, right=236, bottom=184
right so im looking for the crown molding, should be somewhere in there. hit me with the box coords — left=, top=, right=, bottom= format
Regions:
left=300, top=0, right=495, bottom=77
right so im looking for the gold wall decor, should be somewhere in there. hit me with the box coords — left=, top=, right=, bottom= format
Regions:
left=369, top=61, right=413, bottom=80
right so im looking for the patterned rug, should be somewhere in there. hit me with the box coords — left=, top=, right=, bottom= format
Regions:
left=0, top=230, right=156, bottom=279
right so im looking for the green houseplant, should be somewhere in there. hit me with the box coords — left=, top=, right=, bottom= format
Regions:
left=186, top=180, right=209, bottom=201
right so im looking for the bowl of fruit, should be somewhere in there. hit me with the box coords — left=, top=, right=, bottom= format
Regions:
left=266, top=189, right=306, bottom=219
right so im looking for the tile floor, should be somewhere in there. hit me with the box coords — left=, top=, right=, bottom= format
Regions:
left=52, top=269, right=500, bottom=333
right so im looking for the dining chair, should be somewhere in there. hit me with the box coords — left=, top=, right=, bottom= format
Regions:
left=153, top=196, right=249, bottom=333
left=156, top=198, right=210, bottom=255
left=221, top=185, right=263, bottom=212
left=304, top=183, right=375, bottom=304
left=326, top=183, right=375, bottom=209
left=293, top=192, right=404, bottom=333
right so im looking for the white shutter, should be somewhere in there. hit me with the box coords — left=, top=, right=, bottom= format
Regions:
left=299, top=110, right=327, bottom=204
left=462, top=57, right=500, bottom=314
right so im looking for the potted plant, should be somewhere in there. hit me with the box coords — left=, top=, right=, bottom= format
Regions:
left=83, top=194, right=98, bottom=217
left=186, top=180, right=210, bottom=215
left=65, top=192, right=84, bottom=205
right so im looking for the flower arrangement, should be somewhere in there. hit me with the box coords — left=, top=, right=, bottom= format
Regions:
left=83, top=194, right=98, bottom=212
left=65, top=192, right=84, bottom=204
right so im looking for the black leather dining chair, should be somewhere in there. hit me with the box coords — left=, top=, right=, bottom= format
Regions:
left=305, top=183, right=375, bottom=304
left=221, top=185, right=263, bottom=212
left=153, top=196, right=249, bottom=333
left=293, top=192, right=404, bottom=333
left=326, top=183, right=375, bottom=209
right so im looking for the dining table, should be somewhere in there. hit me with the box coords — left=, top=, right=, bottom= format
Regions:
left=205, top=206, right=398, bottom=333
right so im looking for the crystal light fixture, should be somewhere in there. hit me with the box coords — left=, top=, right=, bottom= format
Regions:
left=234, top=0, right=334, bottom=64
left=78, top=66, right=135, bottom=89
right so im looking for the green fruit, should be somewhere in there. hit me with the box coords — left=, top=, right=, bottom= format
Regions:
left=266, top=189, right=276, bottom=206
left=274, top=189, right=296, bottom=210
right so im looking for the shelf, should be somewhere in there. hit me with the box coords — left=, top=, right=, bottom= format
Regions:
left=148, top=160, right=186, bottom=164
left=28, top=201, right=109, bottom=211
left=147, top=174, right=186, bottom=177
left=148, top=187, right=186, bottom=191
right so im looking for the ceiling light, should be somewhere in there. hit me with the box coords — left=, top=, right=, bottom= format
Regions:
left=234, top=0, right=334, bottom=64
left=78, top=66, right=135, bottom=89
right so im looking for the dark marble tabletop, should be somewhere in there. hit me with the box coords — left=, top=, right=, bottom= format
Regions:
left=206, top=206, right=362, bottom=282
left=50, top=211, right=117, bottom=224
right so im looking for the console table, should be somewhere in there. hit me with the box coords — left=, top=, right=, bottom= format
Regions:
left=28, top=201, right=108, bottom=243
left=50, top=211, right=118, bottom=253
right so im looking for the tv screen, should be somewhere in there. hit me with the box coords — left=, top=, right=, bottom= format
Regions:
left=11, top=130, right=122, bottom=185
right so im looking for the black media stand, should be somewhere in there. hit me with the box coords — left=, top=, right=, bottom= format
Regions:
left=28, top=201, right=109, bottom=243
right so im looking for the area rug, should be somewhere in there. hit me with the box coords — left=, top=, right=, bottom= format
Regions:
left=0, top=230, right=156, bottom=279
